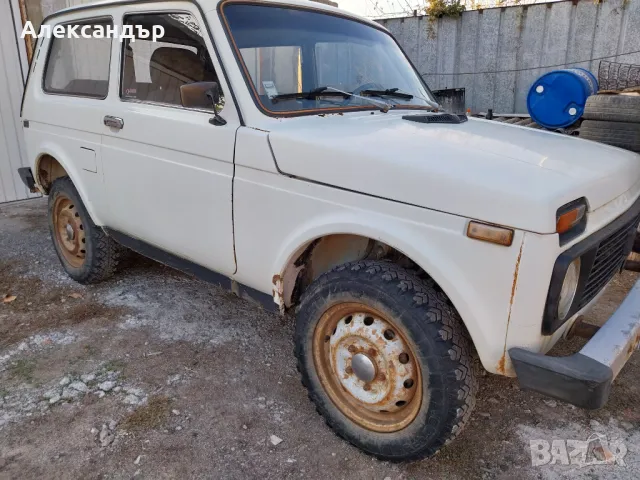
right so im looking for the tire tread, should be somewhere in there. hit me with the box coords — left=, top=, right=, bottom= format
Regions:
left=580, top=119, right=640, bottom=152
left=583, top=95, right=640, bottom=123
left=49, top=177, right=125, bottom=284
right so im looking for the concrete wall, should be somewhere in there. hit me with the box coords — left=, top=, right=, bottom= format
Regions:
left=378, top=0, right=640, bottom=114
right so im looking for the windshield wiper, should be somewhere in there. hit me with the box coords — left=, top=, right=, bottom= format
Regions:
left=359, top=88, right=414, bottom=100
left=272, top=86, right=392, bottom=112
left=271, top=86, right=350, bottom=103
left=271, top=86, right=439, bottom=112
left=361, top=87, right=441, bottom=110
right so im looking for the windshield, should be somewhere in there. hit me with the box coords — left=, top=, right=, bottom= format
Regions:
left=221, top=3, right=436, bottom=115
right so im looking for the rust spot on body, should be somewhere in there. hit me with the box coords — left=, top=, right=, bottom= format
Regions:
left=628, top=332, right=640, bottom=357
left=497, top=354, right=507, bottom=376
left=509, top=244, right=523, bottom=308
left=272, top=274, right=285, bottom=314
left=497, top=239, right=524, bottom=375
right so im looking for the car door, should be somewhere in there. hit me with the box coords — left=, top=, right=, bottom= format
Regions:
left=100, top=7, right=238, bottom=275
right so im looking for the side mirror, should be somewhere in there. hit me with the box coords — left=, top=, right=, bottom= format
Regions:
left=205, top=82, right=226, bottom=126
left=180, top=81, right=216, bottom=109
left=179, top=81, right=226, bottom=126
left=205, top=82, right=221, bottom=106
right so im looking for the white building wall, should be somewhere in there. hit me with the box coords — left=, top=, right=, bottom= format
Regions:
left=0, top=0, right=35, bottom=203
left=0, top=0, right=93, bottom=203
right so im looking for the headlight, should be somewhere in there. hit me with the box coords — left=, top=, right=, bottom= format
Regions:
left=558, top=257, right=581, bottom=320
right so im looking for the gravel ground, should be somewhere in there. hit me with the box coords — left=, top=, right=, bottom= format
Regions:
left=1, top=197, right=640, bottom=480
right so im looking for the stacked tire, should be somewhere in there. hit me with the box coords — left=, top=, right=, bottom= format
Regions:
left=580, top=95, right=640, bottom=153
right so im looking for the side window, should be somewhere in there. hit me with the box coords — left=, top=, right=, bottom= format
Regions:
left=43, top=20, right=113, bottom=98
left=120, top=13, right=223, bottom=111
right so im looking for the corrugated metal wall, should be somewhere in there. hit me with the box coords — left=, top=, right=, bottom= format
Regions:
left=0, top=0, right=88, bottom=204
left=379, top=0, right=640, bottom=114
left=0, top=0, right=35, bottom=203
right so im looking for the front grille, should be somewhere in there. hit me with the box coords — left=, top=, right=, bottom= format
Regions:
left=577, top=213, right=640, bottom=309
left=543, top=196, right=640, bottom=335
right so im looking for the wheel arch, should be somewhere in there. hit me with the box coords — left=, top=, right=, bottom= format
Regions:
left=33, top=146, right=102, bottom=225
left=36, top=153, right=68, bottom=193
left=271, top=221, right=492, bottom=368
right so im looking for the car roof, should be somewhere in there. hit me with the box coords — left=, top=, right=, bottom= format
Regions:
left=43, top=0, right=384, bottom=31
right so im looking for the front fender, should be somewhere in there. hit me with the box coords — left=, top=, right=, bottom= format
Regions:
left=270, top=209, right=524, bottom=375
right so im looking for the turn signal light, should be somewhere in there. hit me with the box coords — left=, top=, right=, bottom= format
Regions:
left=466, top=221, right=514, bottom=246
left=556, top=204, right=586, bottom=234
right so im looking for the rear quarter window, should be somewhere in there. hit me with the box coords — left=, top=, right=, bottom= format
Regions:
left=43, top=19, right=113, bottom=99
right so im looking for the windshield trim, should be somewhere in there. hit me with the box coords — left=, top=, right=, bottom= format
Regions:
left=217, top=0, right=436, bottom=118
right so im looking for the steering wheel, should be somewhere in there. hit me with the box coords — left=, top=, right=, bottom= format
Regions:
left=341, top=82, right=386, bottom=106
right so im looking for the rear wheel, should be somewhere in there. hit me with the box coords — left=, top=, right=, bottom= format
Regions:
left=295, top=260, right=477, bottom=461
left=49, top=176, right=126, bottom=284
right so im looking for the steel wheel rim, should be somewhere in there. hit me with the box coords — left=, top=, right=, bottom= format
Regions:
left=312, top=302, right=423, bottom=433
left=53, top=195, right=86, bottom=268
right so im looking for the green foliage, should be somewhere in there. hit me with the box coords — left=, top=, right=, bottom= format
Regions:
left=424, top=0, right=466, bottom=19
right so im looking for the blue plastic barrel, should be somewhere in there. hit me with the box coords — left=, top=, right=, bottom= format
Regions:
left=526, top=68, right=598, bottom=129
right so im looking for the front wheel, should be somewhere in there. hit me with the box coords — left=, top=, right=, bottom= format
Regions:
left=295, top=261, right=477, bottom=461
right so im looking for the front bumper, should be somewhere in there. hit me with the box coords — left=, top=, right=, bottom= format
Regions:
left=510, top=276, right=640, bottom=409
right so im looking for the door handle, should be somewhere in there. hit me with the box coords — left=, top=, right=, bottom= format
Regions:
left=104, top=115, right=124, bottom=130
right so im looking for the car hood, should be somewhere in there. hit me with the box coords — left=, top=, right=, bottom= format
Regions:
left=267, top=112, right=640, bottom=233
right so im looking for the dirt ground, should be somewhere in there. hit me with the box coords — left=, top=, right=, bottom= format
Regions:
left=1, top=198, right=640, bottom=480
